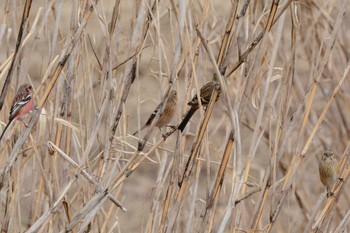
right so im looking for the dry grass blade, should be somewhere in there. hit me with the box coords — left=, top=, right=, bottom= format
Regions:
left=265, top=0, right=280, bottom=32
left=334, top=210, right=350, bottom=233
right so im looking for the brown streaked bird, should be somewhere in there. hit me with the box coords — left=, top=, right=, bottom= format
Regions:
left=133, top=90, right=177, bottom=136
left=0, top=83, right=35, bottom=141
left=319, top=151, right=340, bottom=197
left=178, top=81, right=220, bottom=132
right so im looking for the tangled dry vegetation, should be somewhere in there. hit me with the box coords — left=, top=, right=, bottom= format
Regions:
left=0, top=0, right=350, bottom=232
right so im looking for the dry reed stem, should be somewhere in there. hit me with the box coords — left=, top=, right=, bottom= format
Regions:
left=265, top=0, right=279, bottom=32
left=199, top=131, right=234, bottom=232
left=160, top=133, right=181, bottom=232
left=334, top=210, right=350, bottom=233
left=225, top=0, right=293, bottom=79
left=215, top=2, right=239, bottom=71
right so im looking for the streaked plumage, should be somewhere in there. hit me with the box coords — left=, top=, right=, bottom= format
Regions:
left=178, top=81, right=220, bottom=132
left=319, top=151, right=339, bottom=197
left=133, top=90, right=177, bottom=136
left=0, top=83, right=34, bottom=141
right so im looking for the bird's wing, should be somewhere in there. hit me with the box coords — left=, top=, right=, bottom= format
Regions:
left=9, top=95, right=32, bottom=120
left=145, top=102, right=162, bottom=126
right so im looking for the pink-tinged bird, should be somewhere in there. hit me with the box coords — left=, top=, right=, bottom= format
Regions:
left=0, top=83, right=35, bottom=141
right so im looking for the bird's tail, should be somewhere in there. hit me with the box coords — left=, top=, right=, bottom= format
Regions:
left=327, top=187, right=333, bottom=198
left=177, top=107, right=198, bottom=132
left=0, top=119, right=14, bottom=142
left=132, top=124, right=148, bottom=136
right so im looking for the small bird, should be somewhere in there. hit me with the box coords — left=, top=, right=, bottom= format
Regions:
left=178, top=81, right=220, bottom=132
left=319, top=151, right=340, bottom=197
left=0, top=83, right=35, bottom=141
left=133, top=90, right=177, bottom=136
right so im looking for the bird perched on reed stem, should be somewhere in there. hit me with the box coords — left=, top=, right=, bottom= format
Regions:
left=178, top=81, right=220, bottom=132
left=319, top=151, right=340, bottom=197
left=133, top=90, right=177, bottom=136
left=0, top=83, right=35, bottom=141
